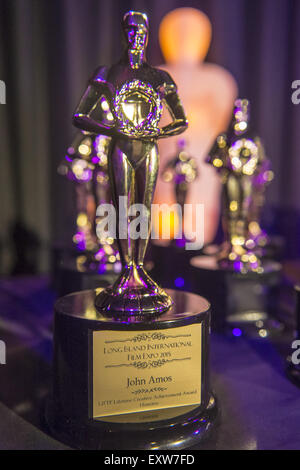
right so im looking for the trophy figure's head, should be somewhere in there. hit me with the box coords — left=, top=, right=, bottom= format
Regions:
left=122, top=11, right=149, bottom=68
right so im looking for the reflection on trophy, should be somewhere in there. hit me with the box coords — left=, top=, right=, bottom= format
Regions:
left=58, top=132, right=120, bottom=274
left=162, top=139, right=198, bottom=246
left=48, top=11, right=218, bottom=450
left=208, top=99, right=273, bottom=273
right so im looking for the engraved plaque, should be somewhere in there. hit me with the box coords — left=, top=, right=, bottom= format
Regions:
left=92, top=323, right=202, bottom=418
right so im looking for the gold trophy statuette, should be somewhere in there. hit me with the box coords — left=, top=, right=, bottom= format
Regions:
left=73, top=11, right=188, bottom=314
left=48, top=12, right=217, bottom=450
left=208, top=99, right=273, bottom=274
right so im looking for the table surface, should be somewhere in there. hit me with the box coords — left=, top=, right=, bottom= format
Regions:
left=0, top=275, right=299, bottom=450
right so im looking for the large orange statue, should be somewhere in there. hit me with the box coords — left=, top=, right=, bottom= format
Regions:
left=154, top=8, right=238, bottom=243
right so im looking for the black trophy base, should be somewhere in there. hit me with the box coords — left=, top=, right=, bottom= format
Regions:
left=46, top=394, right=218, bottom=450
left=225, top=311, right=283, bottom=339
left=47, top=288, right=217, bottom=450
left=190, top=255, right=283, bottom=338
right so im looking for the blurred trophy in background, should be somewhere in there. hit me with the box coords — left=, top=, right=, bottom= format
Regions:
left=190, top=99, right=283, bottom=337
left=56, top=132, right=120, bottom=295
left=207, top=99, right=273, bottom=273
left=162, top=139, right=198, bottom=248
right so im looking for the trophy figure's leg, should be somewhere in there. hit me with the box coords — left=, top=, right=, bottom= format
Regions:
left=135, top=143, right=158, bottom=265
left=109, top=141, right=133, bottom=267
left=132, top=144, right=173, bottom=312
left=95, top=140, right=173, bottom=315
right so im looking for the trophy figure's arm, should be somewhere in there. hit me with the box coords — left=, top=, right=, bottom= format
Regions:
left=73, top=83, right=115, bottom=137
left=160, top=89, right=188, bottom=138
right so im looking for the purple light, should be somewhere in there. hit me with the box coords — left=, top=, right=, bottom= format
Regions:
left=98, top=263, right=107, bottom=274
left=174, top=277, right=185, bottom=288
left=74, top=231, right=86, bottom=251
left=233, top=260, right=243, bottom=272
left=175, top=238, right=186, bottom=248
left=232, top=328, right=242, bottom=337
